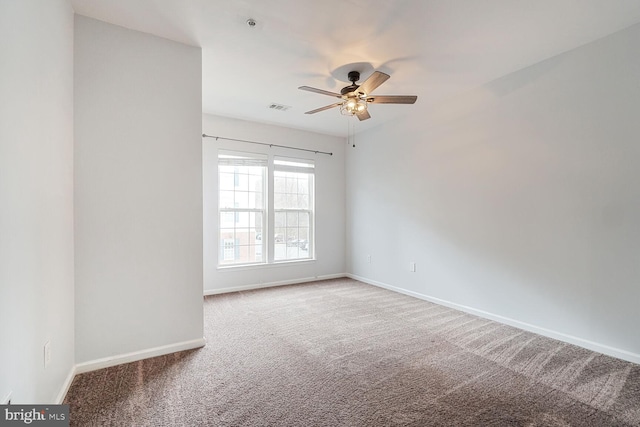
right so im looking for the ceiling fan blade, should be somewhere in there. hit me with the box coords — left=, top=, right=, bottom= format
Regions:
left=298, top=86, right=342, bottom=98
left=356, top=110, right=371, bottom=121
left=305, top=102, right=343, bottom=114
left=367, top=95, right=417, bottom=104
left=357, top=71, right=390, bottom=95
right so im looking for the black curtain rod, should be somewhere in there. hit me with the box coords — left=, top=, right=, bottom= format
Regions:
left=202, top=133, right=333, bottom=156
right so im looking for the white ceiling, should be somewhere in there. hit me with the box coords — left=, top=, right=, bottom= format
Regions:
left=70, top=0, right=640, bottom=137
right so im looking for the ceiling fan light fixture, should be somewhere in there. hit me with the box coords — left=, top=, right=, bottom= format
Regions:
left=340, top=97, right=367, bottom=116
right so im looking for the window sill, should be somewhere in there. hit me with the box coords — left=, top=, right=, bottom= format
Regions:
left=217, top=258, right=316, bottom=272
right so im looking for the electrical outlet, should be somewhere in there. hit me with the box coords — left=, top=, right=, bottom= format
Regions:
left=410, top=262, right=416, bottom=272
left=44, top=341, right=51, bottom=368
left=367, top=255, right=371, bottom=263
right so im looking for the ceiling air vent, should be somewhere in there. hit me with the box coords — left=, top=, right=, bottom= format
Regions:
left=268, top=103, right=292, bottom=112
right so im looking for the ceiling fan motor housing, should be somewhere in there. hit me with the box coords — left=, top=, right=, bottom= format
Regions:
left=341, top=71, right=361, bottom=96
left=340, top=85, right=359, bottom=96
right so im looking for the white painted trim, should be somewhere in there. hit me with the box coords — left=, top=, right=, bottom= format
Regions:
left=217, top=259, right=317, bottom=272
left=347, top=273, right=640, bottom=365
left=55, top=365, right=77, bottom=404
left=204, top=273, right=347, bottom=296
left=75, top=338, right=206, bottom=375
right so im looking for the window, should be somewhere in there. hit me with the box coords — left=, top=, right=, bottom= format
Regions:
left=218, top=152, right=266, bottom=266
left=274, top=158, right=314, bottom=261
left=218, top=151, right=314, bottom=267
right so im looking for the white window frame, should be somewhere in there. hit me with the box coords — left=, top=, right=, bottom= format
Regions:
left=217, top=150, right=315, bottom=268
left=218, top=151, right=267, bottom=267
left=272, top=156, right=314, bottom=263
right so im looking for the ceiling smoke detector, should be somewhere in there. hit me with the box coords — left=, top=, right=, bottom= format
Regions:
left=246, top=18, right=256, bottom=28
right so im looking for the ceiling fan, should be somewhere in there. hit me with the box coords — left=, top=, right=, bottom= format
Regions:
left=298, top=70, right=417, bottom=121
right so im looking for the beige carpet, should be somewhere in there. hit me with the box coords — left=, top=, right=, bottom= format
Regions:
left=65, top=278, right=640, bottom=426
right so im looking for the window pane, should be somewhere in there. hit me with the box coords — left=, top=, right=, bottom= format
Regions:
left=272, top=161, right=313, bottom=261
left=252, top=245, right=263, bottom=262
left=219, top=173, right=235, bottom=191
left=299, top=212, right=309, bottom=227
left=238, top=212, right=251, bottom=226
left=220, top=238, right=237, bottom=263
left=218, top=152, right=266, bottom=266
left=249, top=174, right=263, bottom=192
left=219, top=191, right=234, bottom=209
left=274, top=243, right=287, bottom=260
left=220, top=212, right=234, bottom=227
left=274, top=209, right=311, bottom=261
left=235, top=172, right=248, bottom=191
left=219, top=228, right=234, bottom=239
left=274, top=176, right=285, bottom=193
left=285, top=176, right=296, bottom=192
left=297, top=178, right=309, bottom=194
left=274, top=227, right=285, bottom=243
left=298, top=194, right=309, bottom=209
left=235, top=228, right=250, bottom=244
left=234, top=191, right=249, bottom=209
left=286, top=211, right=298, bottom=227
left=285, top=193, right=297, bottom=209
left=251, top=212, right=263, bottom=232
left=248, top=191, right=262, bottom=209
left=286, top=228, right=298, bottom=242
left=274, top=192, right=286, bottom=207
left=275, top=211, right=285, bottom=228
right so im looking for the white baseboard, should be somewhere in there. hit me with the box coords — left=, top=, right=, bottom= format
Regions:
left=204, top=273, right=347, bottom=296
left=347, top=273, right=640, bottom=365
left=55, top=365, right=77, bottom=404
left=74, top=338, right=206, bottom=375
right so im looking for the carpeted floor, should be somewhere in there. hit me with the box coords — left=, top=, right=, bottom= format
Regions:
left=65, top=278, right=640, bottom=426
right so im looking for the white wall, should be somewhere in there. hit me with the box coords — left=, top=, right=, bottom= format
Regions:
left=347, top=23, right=640, bottom=362
left=203, top=114, right=346, bottom=293
left=0, top=0, right=75, bottom=403
left=74, top=16, right=203, bottom=364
